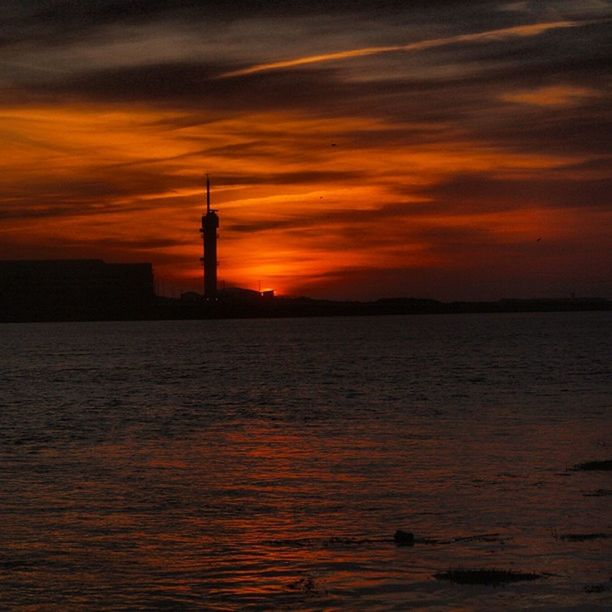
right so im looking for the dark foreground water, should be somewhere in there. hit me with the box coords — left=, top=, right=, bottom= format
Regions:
left=1, top=312, right=611, bottom=610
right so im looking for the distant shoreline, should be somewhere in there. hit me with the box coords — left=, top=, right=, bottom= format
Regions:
left=2, top=296, right=610, bottom=324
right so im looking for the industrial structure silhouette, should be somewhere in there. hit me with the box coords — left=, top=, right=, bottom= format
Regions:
left=0, top=259, right=154, bottom=321
left=200, top=175, right=219, bottom=300
left=0, top=178, right=610, bottom=322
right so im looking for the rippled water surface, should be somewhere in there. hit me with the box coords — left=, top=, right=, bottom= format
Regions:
left=1, top=312, right=611, bottom=609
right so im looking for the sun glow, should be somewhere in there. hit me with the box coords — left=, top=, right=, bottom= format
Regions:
left=2, top=2, right=610, bottom=300
left=1, top=100, right=603, bottom=297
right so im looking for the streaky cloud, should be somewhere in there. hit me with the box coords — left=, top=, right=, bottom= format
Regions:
left=220, top=19, right=598, bottom=77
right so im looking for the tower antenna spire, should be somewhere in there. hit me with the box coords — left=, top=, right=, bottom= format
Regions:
left=201, top=173, right=219, bottom=300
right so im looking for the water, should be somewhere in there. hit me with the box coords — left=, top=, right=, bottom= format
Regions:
left=1, top=312, right=611, bottom=610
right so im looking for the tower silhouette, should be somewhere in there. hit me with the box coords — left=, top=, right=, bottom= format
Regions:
left=200, top=175, right=219, bottom=300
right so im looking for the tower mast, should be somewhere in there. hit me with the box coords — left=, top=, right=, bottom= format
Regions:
left=200, top=174, right=219, bottom=300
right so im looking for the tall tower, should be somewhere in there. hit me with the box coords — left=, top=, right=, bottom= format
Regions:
left=200, top=175, right=219, bottom=300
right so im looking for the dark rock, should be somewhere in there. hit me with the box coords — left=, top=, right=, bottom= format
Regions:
left=394, top=530, right=415, bottom=546
left=584, top=584, right=607, bottom=593
left=434, top=569, right=541, bottom=585
left=559, top=533, right=609, bottom=542
left=573, top=459, right=612, bottom=471
left=452, top=533, right=501, bottom=543
left=583, top=489, right=612, bottom=497
left=288, top=576, right=316, bottom=592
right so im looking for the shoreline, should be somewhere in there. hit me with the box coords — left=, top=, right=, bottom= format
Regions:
left=1, top=296, right=610, bottom=324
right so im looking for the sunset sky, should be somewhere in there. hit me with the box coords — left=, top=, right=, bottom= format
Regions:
left=1, top=1, right=611, bottom=300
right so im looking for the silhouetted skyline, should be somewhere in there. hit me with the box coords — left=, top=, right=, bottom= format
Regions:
left=1, top=1, right=611, bottom=300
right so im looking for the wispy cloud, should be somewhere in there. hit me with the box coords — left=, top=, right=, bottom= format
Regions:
left=220, top=20, right=593, bottom=77
left=500, top=84, right=599, bottom=107
left=2, top=2, right=611, bottom=299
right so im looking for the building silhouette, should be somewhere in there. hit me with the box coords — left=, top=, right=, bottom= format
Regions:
left=200, top=175, right=219, bottom=300
left=0, top=259, right=154, bottom=321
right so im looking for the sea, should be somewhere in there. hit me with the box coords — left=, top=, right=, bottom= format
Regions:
left=1, top=312, right=611, bottom=610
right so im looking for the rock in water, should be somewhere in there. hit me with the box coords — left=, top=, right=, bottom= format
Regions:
left=434, top=569, right=541, bottom=585
left=394, top=530, right=415, bottom=546
left=573, top=459, right=612, bottom=471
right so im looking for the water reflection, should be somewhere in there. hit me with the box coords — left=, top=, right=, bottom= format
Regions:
left=0, top=313, right=611, bottom=608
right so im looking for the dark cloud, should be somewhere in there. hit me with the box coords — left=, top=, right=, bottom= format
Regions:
left=87, top=237, right=191, bottom=250
left=8, top=57, right=607, bottom=143
left=226, top=200, right=421, bottom=235
left=432, top=19, right=612, bottom=72
left=417, top=173, right=612, bottom=212
left=0, top=162, right=365, bottom=224
left=0, top=233, right=191, bottom=265
left=471, top=97, right=612, bottom=156
left=7, top=62, right=349, bottom=113
left=0, top=166, right=196, bottom=222
left=217, top=170, right=362, bottom=186
left=0, top=1, right=510, bottom=48
left=4, top=5, right=609, bottom=167
left=551, top=157, right=612, bottom=174
left=227, top=165, right=612, bottom=239
left=7, top=32, right=608, bottom=159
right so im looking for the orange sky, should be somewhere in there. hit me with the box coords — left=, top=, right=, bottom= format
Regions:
left=1, top=1, right=611, bottom=299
